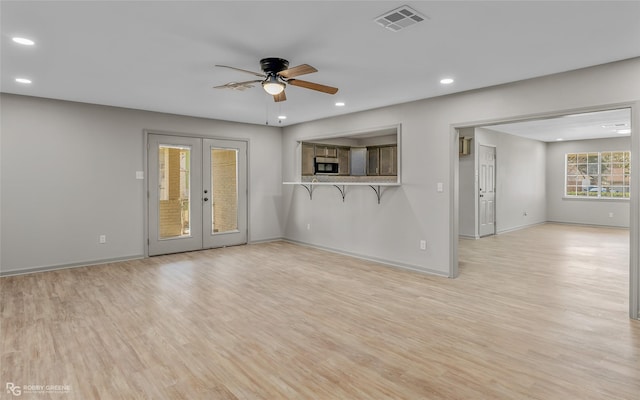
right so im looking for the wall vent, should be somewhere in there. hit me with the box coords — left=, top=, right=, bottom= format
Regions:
left=374, top=5, right=429, bottom=32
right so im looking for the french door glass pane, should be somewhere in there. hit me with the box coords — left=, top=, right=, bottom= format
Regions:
left=211, top=148, right=238, bottom=234
left=158, top=145, right=191, bottom=239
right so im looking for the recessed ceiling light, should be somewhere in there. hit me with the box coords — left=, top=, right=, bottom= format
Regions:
left=15, top=78, right=32, bottom=84
left=278, top=115, right=287, bottom=120
left=440, top=78, right=454, bottom=85
left=335, top=102, right=345, bottom=107
left=556, top=138, right=564, bottom=141
left=12, top=37, right=35, bottom=46
left=617, top=129, right=631, bottom=134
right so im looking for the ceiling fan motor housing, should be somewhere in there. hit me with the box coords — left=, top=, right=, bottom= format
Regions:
left=260, top=58, right=289, bottom=74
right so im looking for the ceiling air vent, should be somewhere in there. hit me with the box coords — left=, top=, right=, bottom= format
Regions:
left=374, top=5, right=429, bottom=32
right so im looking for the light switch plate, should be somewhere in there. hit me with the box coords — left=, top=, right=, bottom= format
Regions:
left=437, top=182, right=444, bottom=192
left=136, top=171, right=144, bottom=180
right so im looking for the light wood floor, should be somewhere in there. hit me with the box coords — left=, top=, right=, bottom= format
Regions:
left=1, top=223, right=638, bottom=399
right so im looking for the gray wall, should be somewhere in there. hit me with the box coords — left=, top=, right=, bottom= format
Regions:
left=475, top=128, right=547, bottom=234
left=282, top=104, right=454, bottom=276
left=0, top=94, right=283, bottom=273
left=1, top=58, right=639, bottom=315
left=546, top=136, right=631, bottom=227
left=460, top=130, right=629, bottom=237
left=282, top=58, right=640, bottom=279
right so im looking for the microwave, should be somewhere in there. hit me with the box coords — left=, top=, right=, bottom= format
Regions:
left=314, top=157, right=339, bottom=175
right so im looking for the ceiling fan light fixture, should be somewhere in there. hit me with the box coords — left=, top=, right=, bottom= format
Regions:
left=262, top=75, right=285, bottom=95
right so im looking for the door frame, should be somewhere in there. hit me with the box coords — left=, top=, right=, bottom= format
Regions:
left=450, top=101, right=639, bottom=320
left=143, top=129, right=250, bottom=258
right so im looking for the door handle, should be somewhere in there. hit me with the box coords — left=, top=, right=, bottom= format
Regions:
left=204, top=197, right=209, bottom=202
left=479, top=194, right=484, bottom=197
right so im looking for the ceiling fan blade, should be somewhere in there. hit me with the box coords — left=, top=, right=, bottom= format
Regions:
left=215, top=65, right=265, bottom=78
left=288, top=79, right=338, bottom=95
left=213, top=80, right=262, bottom=91
left=273, top=91, right=287, bottom=102
left=279, top=64, right=318, bottom=78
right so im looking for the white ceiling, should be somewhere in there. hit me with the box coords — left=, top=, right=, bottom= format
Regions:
left=484, top=108, right=632, bottom=142
left=2, top=1, right=639, bottom=128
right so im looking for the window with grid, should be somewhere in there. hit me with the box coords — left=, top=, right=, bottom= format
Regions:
left=565, top=151, right=630, bottom=198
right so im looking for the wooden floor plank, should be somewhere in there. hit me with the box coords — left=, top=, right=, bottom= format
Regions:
left=1, top=223, right=638, bottom=399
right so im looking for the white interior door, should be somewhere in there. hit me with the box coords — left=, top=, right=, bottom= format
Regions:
left=148, top=135, right=247, bottom=256
left=478, top=145, right=496, bottom=237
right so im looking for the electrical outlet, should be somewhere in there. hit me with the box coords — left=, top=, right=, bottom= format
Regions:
left=99, top=235, right=106, bottom=244
left=609, top=212, right=614, bottom=218
left=420, top=240, right=426, bottom=250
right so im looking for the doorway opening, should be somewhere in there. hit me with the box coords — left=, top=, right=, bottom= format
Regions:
left=452, top=105, right=637, bottom=319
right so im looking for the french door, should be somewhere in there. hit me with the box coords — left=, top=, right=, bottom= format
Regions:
left=148, top=134, right=247, bottom=256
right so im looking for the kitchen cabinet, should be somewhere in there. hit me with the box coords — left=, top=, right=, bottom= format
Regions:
left=367, top=145, right=397, bottom=176
left=379, top=145, right=397, bottom=175
left=367, top=147, right=380, bottom=175
left=300, top=141, right=397, bottom=177
left=315, top=145, right=337, bottom=158
left=338, top=147, right=350, bottom=175
left=301, top=143, right=315, bottom=176
left=301, top=142, right=346, bottom=175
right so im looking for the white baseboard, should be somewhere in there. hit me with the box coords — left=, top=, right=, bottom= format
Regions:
left=545, top=220, right=630, bottom=230
left=282, top=238, right=450, bottom=278
left=0, top=255, right=144, bottom=277
left=496, top=221, right=547, bottom=235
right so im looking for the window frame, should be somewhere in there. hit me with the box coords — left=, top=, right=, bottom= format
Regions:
left=564, top=150, right=630, bottom=199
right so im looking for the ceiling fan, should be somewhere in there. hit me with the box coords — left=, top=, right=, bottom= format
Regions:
left=214, top=58, right=338, bottom=102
